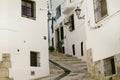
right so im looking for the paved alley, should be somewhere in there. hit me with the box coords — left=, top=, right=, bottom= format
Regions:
left=34, top=52, right=97, bottom=80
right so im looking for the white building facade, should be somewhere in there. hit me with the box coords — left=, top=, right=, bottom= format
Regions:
left=49, top=0, right=120, bottom=79
left=0, top=0, right=49, bottom=80
left=48, top=0, right=87, bottom=61
left=86, top=0, right=120, bottom=79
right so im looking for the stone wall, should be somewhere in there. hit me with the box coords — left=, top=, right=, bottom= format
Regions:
left=87, top=48, right=120, bottom=80
left=0, top=54, right=13, bottom=80
left=86, top=48, right=94, bottom=76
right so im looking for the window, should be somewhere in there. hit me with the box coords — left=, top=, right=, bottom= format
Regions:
left=69, top=14, right=75, bottom=31
left=30, top=51, right=40, bottom=67
left=104, top=56, right=116, bottom=76
left=22, top=0, right=36, bottom=19
left=94, top=0, right=108, bottom=22
left=56, top=5, right=61, bottom=19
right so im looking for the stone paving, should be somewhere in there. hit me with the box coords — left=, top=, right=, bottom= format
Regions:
left=34, top=62, right=64, bottom=80
left=35, top=51, right=97, bottom=80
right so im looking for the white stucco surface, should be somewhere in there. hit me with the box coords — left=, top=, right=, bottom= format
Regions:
left=86, top=0, right=120, bottom=61
left=0, top=0, right=49, bottom=80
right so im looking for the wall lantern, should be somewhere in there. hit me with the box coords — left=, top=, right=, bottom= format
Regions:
left=47, top=11, right=56, bottom=21
left=75, top=7, right=85, bottom=19
left=47, top=11, right=52, bottom=19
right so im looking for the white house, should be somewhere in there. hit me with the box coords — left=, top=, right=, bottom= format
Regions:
left=0, top=0, right=49, bottom=80
left=86, top=0, right=120, bottom=79
left=49, top=0, right=120, bottom=79
left=48, top=0, right=87, bottom=61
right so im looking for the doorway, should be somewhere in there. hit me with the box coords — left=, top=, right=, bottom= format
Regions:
left=72, top=44, right=75, bottom=55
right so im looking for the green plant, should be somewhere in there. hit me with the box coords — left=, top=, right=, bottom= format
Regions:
left=56, top=41, right=62, bottom=52
left=49, top=46, right=54, bottom=52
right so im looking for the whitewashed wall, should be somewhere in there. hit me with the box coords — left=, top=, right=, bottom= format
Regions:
left=49, top=0, right=87, bottom=60
left=49, top=0, right=65, bottom=48
left=86, top=0, right=120, bottom=61
left=64, top=2, right=87, bottom=60
left=0, top=0, right=49, bottom=80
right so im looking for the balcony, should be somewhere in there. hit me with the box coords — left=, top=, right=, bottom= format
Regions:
left=62, top=0, right=82, bottom=16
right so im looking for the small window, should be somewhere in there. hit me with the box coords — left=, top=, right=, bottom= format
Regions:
left=69, top=14, right=75, bottom=31
left=22, top=0, right=36, bottom=19
left=94, top=0, right=108, bottom=22
left=30, top=51, right=40, bottom=67
left=56, top=5, right=61, bottom=19
left=104, top=56, right=116, bottom=76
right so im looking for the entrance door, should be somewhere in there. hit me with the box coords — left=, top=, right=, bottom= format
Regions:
left=81, top=42, right=84, bottom=56
left=72, top=44, right=75, bottom=55
left=62, top=47, right=65, bottom=54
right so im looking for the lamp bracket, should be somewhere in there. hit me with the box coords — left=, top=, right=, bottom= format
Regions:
left=78, top=15, right=85, bottom=19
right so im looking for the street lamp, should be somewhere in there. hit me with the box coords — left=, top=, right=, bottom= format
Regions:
left=47, top=11, right=51, bottom=19
left=75, top=6, right=85, bottom=19
left=47, top=11, right=56, bottom=47
left=47, top=11, right=56, bottom=21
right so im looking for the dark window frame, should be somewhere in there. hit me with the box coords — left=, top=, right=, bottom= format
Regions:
left=22, top=0, right=36, bottom=20
left=69, top=14, right=75, bottom=31
left=56, top=5, right=61, bottom=19
left=30, top=51, right=40, bottom=67
left=93, top=0, right=108, bottom=22
left=104, top=56, right=116, bottom=76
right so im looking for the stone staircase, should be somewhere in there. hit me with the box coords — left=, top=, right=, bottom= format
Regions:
left=35, top=51, right=98, bottom=80
left=0, top=54, right=13, bottom=80
left=50, top=52, right=98, bottom=80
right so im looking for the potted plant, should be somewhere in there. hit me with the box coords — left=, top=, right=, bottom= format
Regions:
left=56, top=41, right=62, bottom=52
left=49, top=46, right=54, bottom=52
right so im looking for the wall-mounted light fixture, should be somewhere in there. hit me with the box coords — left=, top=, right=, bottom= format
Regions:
left=47, top=11, right=52, bottom=19
left=47, top=11, right=56, bottom=21
left=75, top=6, right=85, bottom=19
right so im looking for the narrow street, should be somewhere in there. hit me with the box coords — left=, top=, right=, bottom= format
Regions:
left=35, top=52, right=97, bottom=80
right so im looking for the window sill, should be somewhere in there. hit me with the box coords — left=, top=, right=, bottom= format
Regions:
left=95, top=14, right=108, bottom=23
left=104, top=73, right=117, bottom=79
left=22, top=15, right=36, bottom=20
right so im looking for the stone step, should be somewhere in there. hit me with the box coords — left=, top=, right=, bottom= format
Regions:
left=57, top=58, right=81, bottom=61
left=0, top=61, right=11, bottom=68
left=50, top=53, right=77, bottom=59
left=0, top=78, right=8, bottom=80
left=65, top=60, right=85, bottom=63
left=2, top=54, right=10, bottom=62
left=50, top=69, right=64, bottom=74
left=0, top=68, right=9, bottom=78
left=0, top=78, right=12, bottom=80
